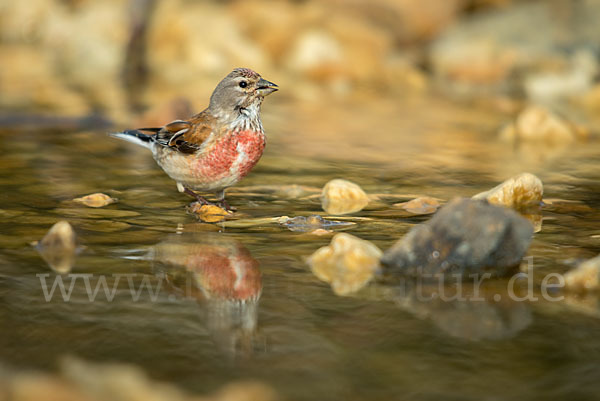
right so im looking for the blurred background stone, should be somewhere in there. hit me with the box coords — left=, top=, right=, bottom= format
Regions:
left=499, top=105, right=589, bottom=144
left=0, top=357, right=279, bottom=401
left=0, top=0, right=131, bottom=119
left=5, top=0, right=587, bottom=126
left=430, top=0, right=600, bottom=100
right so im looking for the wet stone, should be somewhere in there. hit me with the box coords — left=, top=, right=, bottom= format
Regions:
left=473, top=172, right=543, bottom=209
left=187, top=203, right=230, bottom=223
left=321, top=179, right=369, bottom=215
left=381, top=198, right=534, bottom=279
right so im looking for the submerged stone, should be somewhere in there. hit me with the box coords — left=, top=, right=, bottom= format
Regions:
left=381, top=198, right=534, bottom=279
left=394, top=196, right=441, bottom=215
left=73, top=193, right=116, bottom=208
left=33, top=221, right=77, bottom=274
left=283, top=215, right=354, bottom=232
left=321, top=179, right=369, bottom=215
left=473, top=172, right=543, bottom=209
left=307, top=233, right=382, bottom=296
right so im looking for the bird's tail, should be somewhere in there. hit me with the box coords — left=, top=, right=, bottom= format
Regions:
left=110, top=130, right=154, bottom=149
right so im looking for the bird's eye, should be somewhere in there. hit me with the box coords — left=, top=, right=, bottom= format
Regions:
left=239, top=81, right=248, bottom=88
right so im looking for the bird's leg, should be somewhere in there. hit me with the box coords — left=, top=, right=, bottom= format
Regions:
left=215, top=189, right=236, bottom=212
left=183, top=187, right=213, bottom=206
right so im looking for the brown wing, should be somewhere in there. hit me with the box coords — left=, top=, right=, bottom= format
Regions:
left=141, top=111, right=216, bottom=155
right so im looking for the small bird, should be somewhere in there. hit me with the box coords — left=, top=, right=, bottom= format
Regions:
left=111, top=68, right=278, bottom=210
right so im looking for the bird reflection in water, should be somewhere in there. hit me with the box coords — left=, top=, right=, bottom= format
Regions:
left=152, top=233, right=262, bottom=358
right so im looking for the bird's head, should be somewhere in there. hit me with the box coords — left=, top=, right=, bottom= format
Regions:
left=209, top=68, right=278, bottom=121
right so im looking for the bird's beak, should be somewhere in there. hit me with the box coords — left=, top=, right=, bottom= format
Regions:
left=256, top=78, right=278, bottom=96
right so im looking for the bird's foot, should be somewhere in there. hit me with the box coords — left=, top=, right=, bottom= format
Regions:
left=184, top=187, right=236, bottom=212
left=193, top=196, right=214, bottom=206
left=183, top=187, right=213, bottom=205
left=216, top=199, right=236, bottom=212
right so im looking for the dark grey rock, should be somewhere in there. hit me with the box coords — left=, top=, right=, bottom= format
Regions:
left=381, top=198, right=533, bottom=279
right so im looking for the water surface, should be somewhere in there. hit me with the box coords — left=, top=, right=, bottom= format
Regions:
left=1, top=95, right=600, bottom=400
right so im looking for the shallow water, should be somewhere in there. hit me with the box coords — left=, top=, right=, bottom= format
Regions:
left=1, top=95, right=600, bottom=400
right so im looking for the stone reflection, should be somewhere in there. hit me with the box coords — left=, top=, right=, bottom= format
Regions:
left=391, top=279, right=532, bottom=341
left=35, top=220, right=78, bottom=274
left=521, top=209, right=542, bottom=233
left=152, top=233, right=262, bottom=357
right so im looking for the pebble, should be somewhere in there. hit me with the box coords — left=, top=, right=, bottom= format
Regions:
left=187, top=203, right=230, bottom=223
left=472, top=172, right=543, bottom=209
left=321, top=179, right=369, bottom=215
left=394, top=197, right=441, bottom=215
left=73, top=193, right=116, bottom=208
